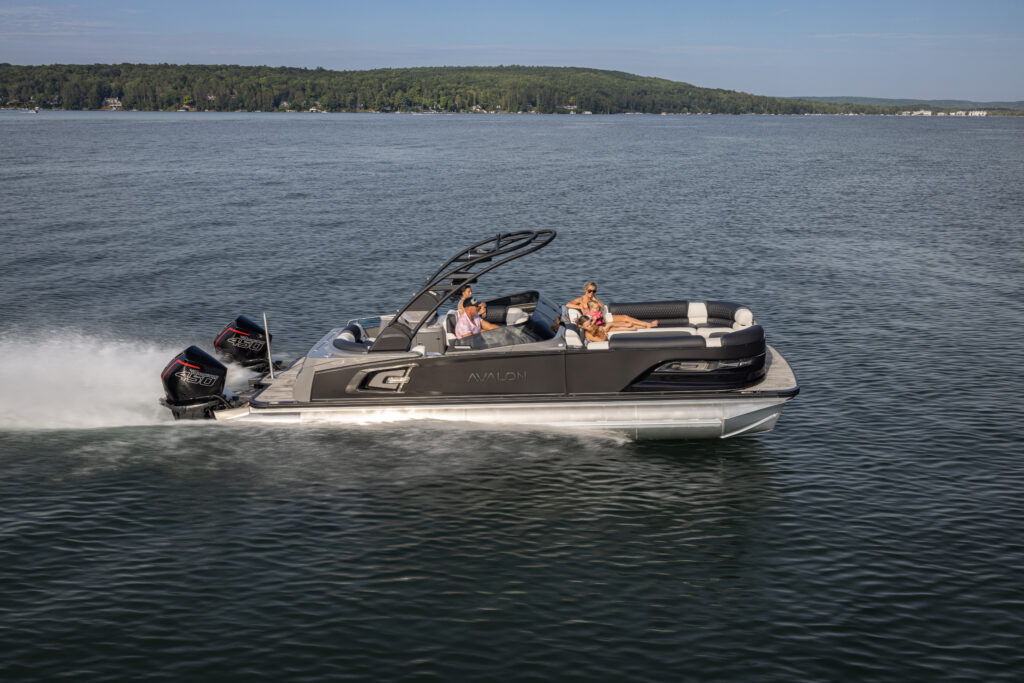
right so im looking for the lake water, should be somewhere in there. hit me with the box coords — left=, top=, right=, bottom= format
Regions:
left=1, top=111, right=1023, bottom=681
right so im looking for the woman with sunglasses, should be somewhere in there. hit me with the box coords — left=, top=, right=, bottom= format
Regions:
left=567, top=281, right=657, bottom=329
left=566, top=281, right=603, bottom=314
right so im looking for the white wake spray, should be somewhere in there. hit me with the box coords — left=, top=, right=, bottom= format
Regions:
left=0, top=333, right=250, bottom=430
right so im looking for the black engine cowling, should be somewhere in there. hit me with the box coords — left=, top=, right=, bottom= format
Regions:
left=161, top=346, right=228, bottom=418
left=213, top=315, right=271, bottom=369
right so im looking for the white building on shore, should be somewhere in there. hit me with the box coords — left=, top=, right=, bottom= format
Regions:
left=904, top=109, right=988, bottom=117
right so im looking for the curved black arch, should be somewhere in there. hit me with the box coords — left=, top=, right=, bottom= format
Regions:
left=369, top=230, right=557, bottom=353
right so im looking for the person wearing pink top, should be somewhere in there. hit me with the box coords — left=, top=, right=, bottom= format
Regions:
left=455, top=298, right=499, bottom=338
left=585, top=298, right=656, bottom=330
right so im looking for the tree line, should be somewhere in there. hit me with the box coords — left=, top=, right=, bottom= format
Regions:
left=0, top=63, right=902, bottom=115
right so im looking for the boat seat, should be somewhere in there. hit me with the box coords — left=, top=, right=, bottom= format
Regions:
left=606, top=326, right=697, bottom=338
left=696, top=326, right=734, bottom=348
left=603, top=329, right=706, bottom=350
left=443, top=310, right=479, bottom=352
left=443, top=311, right=459, bottom=348
left=608, top=300, right=689, bottom=322
left=332, top=322, right=370, bottom=353
left=608, top=300, right=755, bottom=330
left=506, top=306, right=529, bottom=325
left=565, top=300, right=757, bottom=352
left=560, top=305, right=585, bottom=348
left=335, top=321, right=367, bottom=343
left=604, top=324, right=765, bottom=355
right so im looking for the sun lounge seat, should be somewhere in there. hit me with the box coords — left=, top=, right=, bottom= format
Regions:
left=608, top=300, right=754, bottom=330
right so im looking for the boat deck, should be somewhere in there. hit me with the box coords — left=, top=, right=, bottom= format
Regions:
left=250, top=358, right=304, bottom=404
left=742, top=345, right=797, bottom=394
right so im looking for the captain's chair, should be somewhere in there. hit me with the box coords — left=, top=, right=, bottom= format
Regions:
left=444, top=310, right=460, bottom=348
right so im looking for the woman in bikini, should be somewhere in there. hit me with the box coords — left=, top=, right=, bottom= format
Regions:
left=567, top=281, right=604, bottom=315
left=567, top=281, right=657, bottom=329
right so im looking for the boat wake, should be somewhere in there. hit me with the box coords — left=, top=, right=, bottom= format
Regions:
left=0, top=332, right=250, bottom=431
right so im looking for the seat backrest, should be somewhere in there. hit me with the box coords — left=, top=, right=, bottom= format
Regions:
left=443, top=311, right=459, bottom=348
left=608, top=300, right=689, bottom=321
left=505, top=306, right=529, bottom=325
left=561, top=305, right=585, bottom=348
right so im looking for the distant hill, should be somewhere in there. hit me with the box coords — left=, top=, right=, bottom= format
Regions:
left=789, top=95, right=1024, bottom=110
left=1, top=63, right=903, bottom=115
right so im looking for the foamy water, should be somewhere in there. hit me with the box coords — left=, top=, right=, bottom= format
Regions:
left=0, top=333, right=256, bottom=430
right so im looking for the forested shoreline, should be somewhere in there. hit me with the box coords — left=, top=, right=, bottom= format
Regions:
left=1, top=63, right=905, bottom=115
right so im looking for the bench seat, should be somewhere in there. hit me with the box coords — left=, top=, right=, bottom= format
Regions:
left=561, top=299, right=761, bottom=354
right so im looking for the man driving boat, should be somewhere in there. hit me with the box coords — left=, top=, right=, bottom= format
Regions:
left=455, top=298, right=500, bottom=338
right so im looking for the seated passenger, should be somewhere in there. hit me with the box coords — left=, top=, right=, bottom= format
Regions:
left=455, top=298, right=499, bottom=338
left=577, top=313, right=608, bottom=344
left=569, top=281, right=657, bottom=329
left=566, top=281, right=604, bottom=314
left=585, top=299, right=657, bottom=330
left=456, top=284, right=475, bottom=313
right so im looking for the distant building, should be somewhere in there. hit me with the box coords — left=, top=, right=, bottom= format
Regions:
left=904, top=108, right=986, bottom=118
left=102, top=97, right=122, bottom=110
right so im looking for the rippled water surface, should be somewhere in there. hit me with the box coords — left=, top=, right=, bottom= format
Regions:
left=2, top=112, right=1023, bottom=681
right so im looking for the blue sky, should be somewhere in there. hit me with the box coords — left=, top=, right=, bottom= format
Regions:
left=1, top=0, right=1021, bottom=100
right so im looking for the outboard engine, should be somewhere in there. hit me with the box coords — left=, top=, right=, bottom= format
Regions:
left=161, top=345, right=229, bottom=419
left=213, top=315, right=272, bottom=370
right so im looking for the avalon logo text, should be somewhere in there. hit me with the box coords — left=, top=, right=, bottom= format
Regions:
left=467, top=370, right=526, bottom=383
